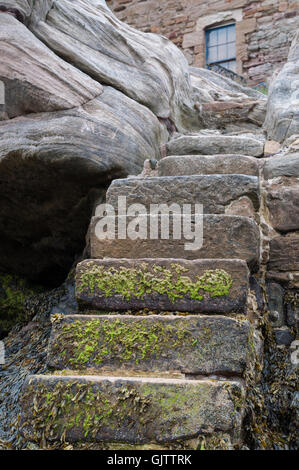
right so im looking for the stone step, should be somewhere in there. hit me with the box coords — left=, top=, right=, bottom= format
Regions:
left=89, top=215, right=260, bottom=270
left=76, top=258, right=249, bottom=313
left=21, top=375, right=245, bottom=444
left=106, top=175, right=260, bottom=215
left=47, top=314, right=251, bottom=376
left=166, top=135, right=264, bottom=157
left=157, top=155, right=259, bottom=177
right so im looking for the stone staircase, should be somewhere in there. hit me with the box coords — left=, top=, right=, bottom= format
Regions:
left=20, top=132, right=263, bottom=449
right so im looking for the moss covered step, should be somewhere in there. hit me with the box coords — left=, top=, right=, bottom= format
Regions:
left=47, top=314, right=251, bottom=376
left=90, top=215, right=260, bottom=271
left=157, top=155, right=259, bottom=177
left=21, top=375, right=245, bottom=444
left=76, top=259, right=249, bottom=313
left=106, top=174, right=260, bottom=215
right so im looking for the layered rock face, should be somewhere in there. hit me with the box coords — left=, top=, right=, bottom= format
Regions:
left=0, top=0, right=268, bottom=284
left=0, top=0, right=298, bottom=452
left=264, top=32, right=299, bottom=143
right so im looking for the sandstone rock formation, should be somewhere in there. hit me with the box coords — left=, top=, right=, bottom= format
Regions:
left=264, top=31, right=299, bottom=143
left=0, top=0, right=267, bottom=284
left=0, top=0, right=298, bottom=451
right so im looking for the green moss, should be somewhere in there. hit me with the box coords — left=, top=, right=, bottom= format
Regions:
left=57, top=318, right=199, bottom=366
left=23, top=381, right=153, bottom=441
left=0, top=272, right=41, bottom=334
left=79, top=263, right=233, bottom=303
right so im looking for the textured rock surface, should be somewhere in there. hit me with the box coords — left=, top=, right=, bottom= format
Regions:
left=0, top=15, right=103, bottom=119
left=107, top=175, right=260, bottom=214
left=263, top=153, right=299, bottom=179
left=21, top=375, right=245, bottom=443
left=190, top=67, right=266, bottom=130
left=166, top=135, right=264, bottom=157
left=47, top=314, right=251, bottom=375
left=90, top=215, right=260, bottom=270
left=158, top=155, right=260, bottom=177
left=266, top=184, right=299, bottom=232
left=27, top=0, right=197, bottom=131
left=76, top=258, right=249, bottom=313
left=264, top=32, right=299, bottom=143
left=268, top=236, right=299, bottom=271
left=0, top=88, right=166, bottom=283
left=266, top=282, right=285, bottom=328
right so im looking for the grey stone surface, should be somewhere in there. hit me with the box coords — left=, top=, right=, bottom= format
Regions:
left=264, top=32, right=299, bottom=143
left=76, top=258, right=249, bottom=314
left=166, top=135, right=264, bottom=157
left=21, top=375, right=245, bottom=443
left=286, top=304, right=298, bottom=328
left=0, top=88, right=167, bottom=282
left=48, top=314, right=251, bottom=376
left=158, top=154, right=260, bottom=177
left=266, top=184, right=299, bottom=232
left=90, top=214, right=260, bottom=270
left=0, top=0, right=33, bottom=20
left=263, top=153, right=299, bottom=179
left=106, top=175, right=260, bottom=215
left=27, top=0, right=198, bottom=131
left=274, top=327, right=296, bottom=346
left=0, top=15, right=103, bottom=119
left=268, top=236, right=299, bottom=272
left=266, top=282, right=285, bottom=327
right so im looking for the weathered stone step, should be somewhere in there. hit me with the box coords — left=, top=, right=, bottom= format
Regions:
left=21, top=375, right=245, bottom=444
left=90, top=215, right=260, bottom=270
left=158, top=155, right=259, bottom=177
left=166, top=135, right=264, bottom=157
left=106, top=175, right=260, bottom=215
left=47, top=314, right=250, bottom=376
left=76, top=259, right=249, bottom=313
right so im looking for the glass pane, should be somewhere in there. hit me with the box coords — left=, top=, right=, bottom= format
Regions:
left=218, top=43, right=228, bottom=61
left=227, top=25, right=236, bottom=42
left=218, top=27, right=227, bottom=45
left=221, top=60, right=237, bottom=72
left=208, top=29, right=218, bottom=47
left=208, top=45, right=218, bottom=62
left=227, top=42, right=236, bottom=59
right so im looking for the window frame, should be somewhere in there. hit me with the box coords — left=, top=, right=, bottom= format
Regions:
left=205, top=23, right=236, bottom=70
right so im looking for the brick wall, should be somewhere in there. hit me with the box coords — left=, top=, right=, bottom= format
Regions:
left=107, top=0, right=298, bottom=85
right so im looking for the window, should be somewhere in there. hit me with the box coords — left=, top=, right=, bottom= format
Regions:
left=206, top=23, right=236, bottom=72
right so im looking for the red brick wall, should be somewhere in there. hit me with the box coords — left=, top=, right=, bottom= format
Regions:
left=107, top=0, right=298, bottom=84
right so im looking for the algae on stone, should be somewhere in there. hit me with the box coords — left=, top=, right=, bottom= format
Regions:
left=78, top=263, right=233, bottom=303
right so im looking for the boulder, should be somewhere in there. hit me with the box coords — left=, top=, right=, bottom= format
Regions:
left=0, top=15, right=103, bottom=119
left=190, top=67, right=266, bottom=131
left=0, top=88, right=167, bottom=283
left=27, top=0, right=198, bottom=131
left=264, top=32, right=299, bottom=143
